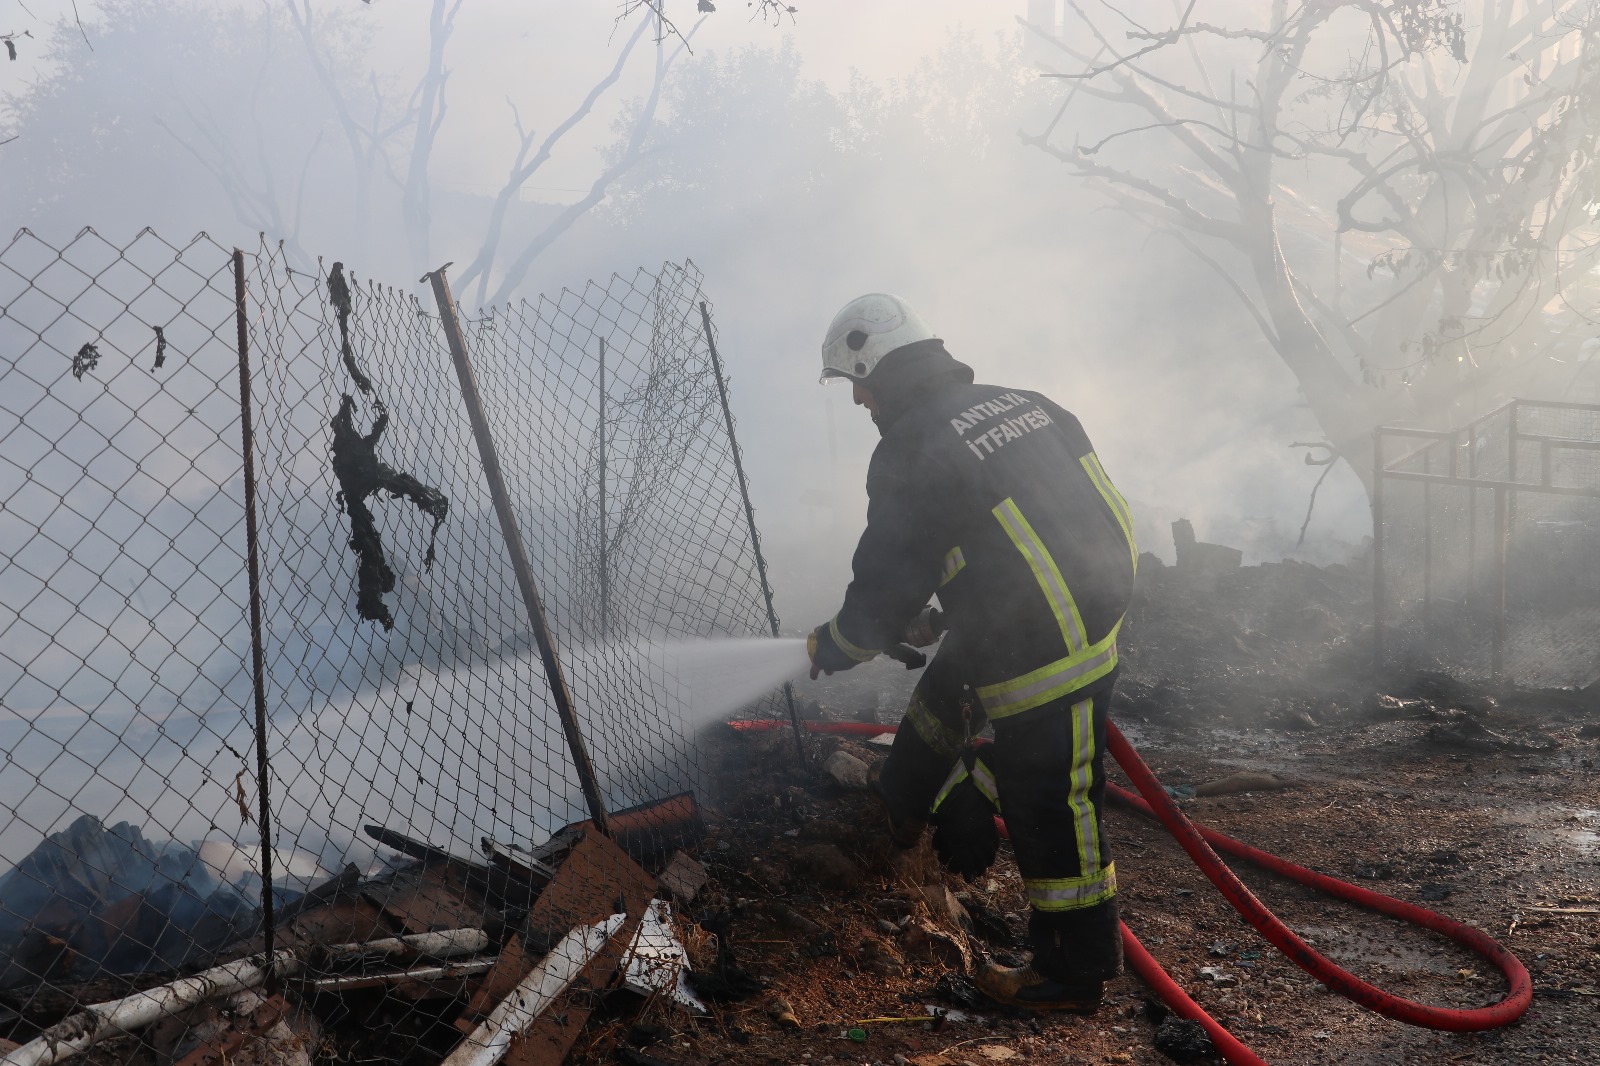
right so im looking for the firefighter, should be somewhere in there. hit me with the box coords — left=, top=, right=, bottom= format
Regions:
left=806, top=293, right=1137, bottom=1012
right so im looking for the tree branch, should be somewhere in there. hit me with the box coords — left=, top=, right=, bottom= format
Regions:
left=1164, top=227, right=1280, bottom=349
left=456, top=14, right=653, bottom=304
left=1021, top=131, right=1243, bottom=240
left=1040, top=0, right=1199, bottom=81
left=483, top=19, right=700, bottom=306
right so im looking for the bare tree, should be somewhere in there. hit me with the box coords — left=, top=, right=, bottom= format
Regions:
left=150, top=2, right=698, bottom=300
left=1024, top=0, right=1600, bottom=495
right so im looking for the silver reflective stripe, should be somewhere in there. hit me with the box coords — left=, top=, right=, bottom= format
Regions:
left=930, top=755, right=1001, bottom=814
left=1066, top=698, right=1100, bottom=872
left=1025, top=863, right=1117, bottom=911
left=976, top=634, right=1119, bottom=719
left=993, top=499, right=1086, bottom=653
left=939, top=546, right=966, bottom=587
left=1081, top=452, right=1137, bottom=570
left=829, top=615, right=878, bottom=662
left=907, top=693, right=964, bottom=759
left=930, top=760, right=968, bottom=814
left=969, top=756, right=1000, bottom=808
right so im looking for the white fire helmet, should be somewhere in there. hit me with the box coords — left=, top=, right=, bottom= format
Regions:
left=819, top=293, right=938, bottom=383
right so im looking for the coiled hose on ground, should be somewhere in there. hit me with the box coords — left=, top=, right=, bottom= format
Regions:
left=731, top=718, right=1532, bottom=1063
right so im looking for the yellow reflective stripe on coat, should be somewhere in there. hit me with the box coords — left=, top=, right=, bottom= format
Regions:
left=930, top=755, right=1001, bottom=813
left=992, top=498, right=1087, bottom=653
left=828, top=616, right=878, bottom=662
left=938, top=546, right=966, bottom=587
left=1025, top=863, right=1117, bottom=912
left=975, top=621, right=1121, bottom=719
left=1080, top=452, right=1137, bottom=572
left=1065, top=697, right=1102, bottom=874
left=906, top=692, right=965, bottom=759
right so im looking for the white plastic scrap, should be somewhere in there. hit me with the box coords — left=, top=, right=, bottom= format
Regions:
left=622, top=899, right=707, bottom=1014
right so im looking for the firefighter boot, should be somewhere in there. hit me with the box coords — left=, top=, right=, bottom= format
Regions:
left=976, top=904, right=1120, bottom=1012
left=975, top=960, right=1103, bottom=1014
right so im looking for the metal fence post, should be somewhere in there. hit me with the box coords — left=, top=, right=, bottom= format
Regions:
left=698, top=300, right=808, bottom=761
left=231, top=248, right=276, bottom=981
left=1493, top=485, right=1508, bottom=679
left=1422, top=448, right=1432, bottom=635
left=1372, top=428, right=1385, bottom=672
left=598, top=337, right=610, bottom=641
left=426, top=265, right=611, bottom=834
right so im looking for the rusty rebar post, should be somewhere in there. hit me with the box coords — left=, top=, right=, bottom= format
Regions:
left=232, top=249, right=276, bottom=983
left=426, top=266, right=611, bottom=835
left=698, top=300, right=808, bottom=762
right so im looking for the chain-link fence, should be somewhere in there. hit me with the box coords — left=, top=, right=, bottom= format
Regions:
left=0, top=228, right=797, bottom=1062
left=1375, top=399, right=1600, bottom=688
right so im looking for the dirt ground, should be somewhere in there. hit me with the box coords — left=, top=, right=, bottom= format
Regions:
left=601, top=554, right=1600, bottom=1066
left=10, top=552, right=1600, bottom=1066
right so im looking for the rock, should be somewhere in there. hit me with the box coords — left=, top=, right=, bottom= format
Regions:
left=913, top=883, right=969, bottom=927
left=872, top=897, right=914, bottom=920
left=658, top=851, right=709, bottom=904
left=794, top=843, right=863, bottom=892
left=749, top=728, right=794, bottom=756
left=1197, top=966, right=1238, bottom=987
left=1423, top=719, right=1559, bottom=754
left=900, top=918, right=968, bottom=968
left=1153, top=1016, right=1215, bottom=1063
left=977, top=1047, right=1018, bottom=1061
left=766, top=993, right=800, bottom=1028
left=1419, top=882, right=1453, bottom=901
left=1172, top=518, right=1242, bottom=574
left=934, top=972, right=987, bottom=1010
left=857, top=935, right=904, bottom=977
left=164, top=990, right=318, bottom=1066
left=759, top=900, right=824, bottom=937
left=1194, top=771, right=1290, bottom=797
left=823, top=750, right=872, bottom=791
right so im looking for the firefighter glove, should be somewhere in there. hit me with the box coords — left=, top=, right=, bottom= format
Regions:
left=807, top=621, right=869, bottom=679
left=931, top=774, right=1000, bottom=881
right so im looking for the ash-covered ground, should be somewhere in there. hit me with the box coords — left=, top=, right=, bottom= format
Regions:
left=7, top=547, right=1600, bottom=1066
left=641, top=548, right=1600, bottom=1066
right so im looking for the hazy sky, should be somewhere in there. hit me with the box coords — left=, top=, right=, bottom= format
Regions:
left=0, top=0, right=1387, bottom=881
left=0, top=0, right=1374, bottom=622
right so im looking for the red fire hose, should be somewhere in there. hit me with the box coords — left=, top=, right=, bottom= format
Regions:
left=728, top=717, right=1532, bottom=1062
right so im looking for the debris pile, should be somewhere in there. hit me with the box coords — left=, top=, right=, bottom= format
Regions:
left=0, top=816, right=256, bottom=990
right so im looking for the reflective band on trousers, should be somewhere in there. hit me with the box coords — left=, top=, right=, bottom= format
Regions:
left=1079, top=451, right=1138, bottom=573
left=975, top=622, right=1121, bottom=719
left=1065, top=696, right=1102, bottom=875
left=938, top=546, right=966, bottom=587
left=930, top=754, right=1000, bottom=814
left=992, top=498, right=1087, bottom=654
left=829, top=615, right=878, bottom=663
left=906, top=693, right=964, bottom=760
left=1026, top=862, right=1117, bottom=912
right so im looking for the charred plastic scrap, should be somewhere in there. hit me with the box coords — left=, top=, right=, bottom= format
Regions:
left=0, top=794, right=715, bottom=1065
left=325, top=260, right=448, bottom=631
left=330, top=396, right=449, bottom=630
